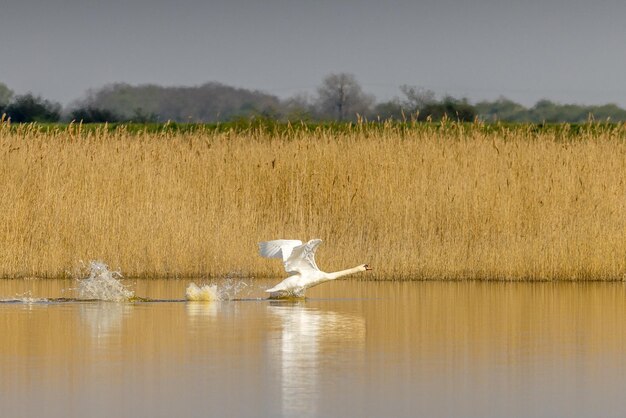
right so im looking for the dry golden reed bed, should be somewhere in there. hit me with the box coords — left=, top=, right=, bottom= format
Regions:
left=1, top=121, right=625, bottom=280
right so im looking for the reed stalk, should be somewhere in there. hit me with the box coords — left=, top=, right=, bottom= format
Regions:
left=1, top=122, right=625, bottom=280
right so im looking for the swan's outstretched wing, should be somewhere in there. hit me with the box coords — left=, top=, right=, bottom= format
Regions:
left=258, top=238, right=323, bottom=275
left=283, top=239, right=323, bottom=274
left=258, top=240, right=303, bottom=262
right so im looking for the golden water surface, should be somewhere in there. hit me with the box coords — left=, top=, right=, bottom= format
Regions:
left=1, top=279, right=626, bottom=418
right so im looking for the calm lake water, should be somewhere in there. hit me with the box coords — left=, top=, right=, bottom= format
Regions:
left=2, top=278, right=626, bottom=418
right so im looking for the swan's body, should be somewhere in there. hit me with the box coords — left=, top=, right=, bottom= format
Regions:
left=259, top=239, right=371, bottom=297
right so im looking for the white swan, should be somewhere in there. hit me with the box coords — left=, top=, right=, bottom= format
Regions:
left=258, top=238, right=371, bottom=297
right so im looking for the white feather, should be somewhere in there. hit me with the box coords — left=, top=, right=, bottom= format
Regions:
left=258, top=239, right=303, bottom=261
left=283, top=239, right=322, bottom=274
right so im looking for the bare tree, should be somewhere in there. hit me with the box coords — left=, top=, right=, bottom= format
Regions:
left=316, top=73, right=374, bottom=121
left=399, top=85, right=435, bottom=114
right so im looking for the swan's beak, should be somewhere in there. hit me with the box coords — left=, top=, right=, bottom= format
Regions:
left=364, top=264, right=373, bottom=271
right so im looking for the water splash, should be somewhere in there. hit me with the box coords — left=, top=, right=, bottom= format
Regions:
left=76, top=261, right=134, bottom=302
left=186, top=278, right=250, bottom=301
left=0, top=290, right=48, bottom=304
left=185, top=283, right=219, bottom=301
left=219, top=277, right=251, bottom=300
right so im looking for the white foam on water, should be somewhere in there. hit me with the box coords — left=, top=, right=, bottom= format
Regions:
left=0, top=290, right=48, bottom=304
left=76, top=261, right=134, bottom=302
left=185, top=283, right=219, bottom=301
left=185, top=278, right=250, bottom=301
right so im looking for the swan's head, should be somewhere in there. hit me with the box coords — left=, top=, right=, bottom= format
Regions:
left=362, top=264, right=372, bottom=271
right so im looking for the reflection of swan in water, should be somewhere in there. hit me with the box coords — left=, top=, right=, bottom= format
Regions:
left=259, top=239, right=372, bottom=297
left=268, top=302, right=365, bottom=418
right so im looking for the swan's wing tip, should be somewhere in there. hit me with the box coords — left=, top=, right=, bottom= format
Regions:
left=258, top=239, right=303, bottom=260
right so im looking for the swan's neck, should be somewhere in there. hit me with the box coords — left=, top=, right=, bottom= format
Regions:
left=325, top=266, right=365, bottom=280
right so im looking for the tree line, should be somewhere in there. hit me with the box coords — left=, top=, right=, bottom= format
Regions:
left=2, top=74, right=626, bottom=124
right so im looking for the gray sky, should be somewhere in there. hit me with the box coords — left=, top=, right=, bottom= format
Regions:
left=1, top=0, right=626, bottom=107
